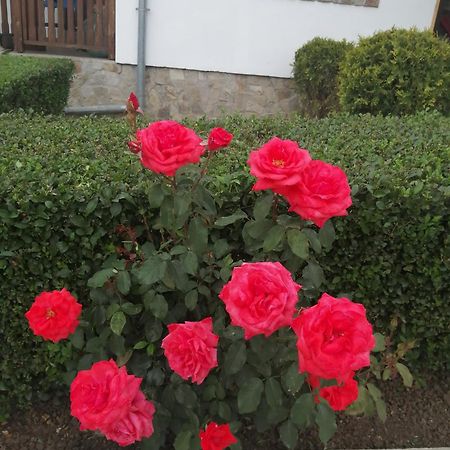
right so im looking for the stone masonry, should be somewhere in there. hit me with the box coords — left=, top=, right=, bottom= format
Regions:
left=68, top=57, right=300, bottom=119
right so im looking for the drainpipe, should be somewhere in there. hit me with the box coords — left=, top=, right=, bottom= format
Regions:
left=137, top=0, right=147, bottom=109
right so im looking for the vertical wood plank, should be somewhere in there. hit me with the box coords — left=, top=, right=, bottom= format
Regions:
left=94, top=0, right=102, bottom=47
left=430, top=0, right=441, bottom=30
left=37, top=0, right=46, bottom=41
left=11, top=0, right=24, bottom=51
left=47, top=0, right=55, bottom=43
left=76, top=0, right=84, bottom=45
left=86, top=0, right=93, bottom=45
left=66, top=0, right=74, bottom=43
left=1, top=0, right=10, bottom=35
left=107, top=0, right=115, bottom=59
left=27, top=0, right=37, bottom=41
left=57, top=0, right=64, bottom=42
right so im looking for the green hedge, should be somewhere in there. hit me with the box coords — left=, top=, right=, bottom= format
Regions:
left=0, top=55, right=74, bottom=114
left=0, top=111, right=448, bottom=418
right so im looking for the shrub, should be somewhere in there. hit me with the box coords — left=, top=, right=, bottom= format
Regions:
left=293, top=37, right=353, bottom=118
left=0, top=111, right=448, bottom=422
left=0, top=54, right=74, bottom=114
left=338, top=28, right=450, bottom=116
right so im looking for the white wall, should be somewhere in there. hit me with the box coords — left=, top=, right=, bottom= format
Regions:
left=116, top=0, right=437, bottom=78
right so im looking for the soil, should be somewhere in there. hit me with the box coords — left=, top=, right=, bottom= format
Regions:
left=1, top=376, right=449, bottom=450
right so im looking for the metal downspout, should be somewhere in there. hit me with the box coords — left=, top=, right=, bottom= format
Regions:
left=137, top=0, right=147, bottom=109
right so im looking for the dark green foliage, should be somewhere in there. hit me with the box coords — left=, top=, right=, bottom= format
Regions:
left=293, top=37, right=353, bottom=118
left=338, top=28, right=450, bottom=116
left=0, top=111, right=448, bottom=422
left=0, top=55, right=74, bottom=114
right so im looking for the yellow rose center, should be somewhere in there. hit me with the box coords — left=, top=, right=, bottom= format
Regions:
left=272, top=159, right=285, bottom=168
left=46, top=309, right=56, bottom=319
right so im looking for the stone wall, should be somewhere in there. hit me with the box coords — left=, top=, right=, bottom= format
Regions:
left=68, top=57, right=300, bottom=119
left=300, top=0, right=379, bottom=6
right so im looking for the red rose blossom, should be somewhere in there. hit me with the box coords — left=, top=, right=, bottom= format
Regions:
left=207, top=127, right=233, bottom=151
left=127, top=92, right=142, bottom=114
left=70, top=359, right=142, bottom=432
left=247, top=137, right=311, bottom=194
left=25, top=288, right=82, bottom=343
left=219, top=262, right=301, bottom=340
left=284, top=159, right=352, bottom=228
left=137, top=120, right=204, bottom=176
left=103, top=390, right=155, bottom=447
left=162, top=317, right=218, bottom=384
left=200, top=422, right=238, bottom=450
left=127, top=139, right=141, bottom=154
left=292, top=293, right=375, bottom=380
left=308, top=373, right=359, bottom=411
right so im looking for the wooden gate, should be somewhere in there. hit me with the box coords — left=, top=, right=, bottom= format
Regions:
left=11, top=0, right=115, bottom=59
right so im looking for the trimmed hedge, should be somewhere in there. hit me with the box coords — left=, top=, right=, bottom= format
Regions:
left=0, top=55, right=74, bottom=114
left=0, top=111, right=448, bottom=418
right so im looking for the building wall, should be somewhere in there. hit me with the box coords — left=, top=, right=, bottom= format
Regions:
left=116, top=0, right=437, bottom=78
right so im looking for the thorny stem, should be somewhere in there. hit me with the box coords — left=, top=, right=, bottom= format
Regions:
left=192, top=150, right=213, bottom=192
left=272, top=194, right=279, bottom=221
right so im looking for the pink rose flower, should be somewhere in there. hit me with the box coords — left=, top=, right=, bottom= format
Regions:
left=219, top=262, right=301, bottom=340
left=247, top=137, right=311, bottom=194
left=25, top=288, right=82, bottom=343
left=137, top=120, right=204, bottom=176
left=70, top=360, right=141, bottom=432
left=308, top=372, right=359, bottom=411
left=292, top=293, right=375, bottom=380
left=284, top=159, right=352, bottom=228
left=103, top=391, right=155, bottom=447
left=127, top=92, right=143, bottom=114
left=200, top=422, right=238, bottom=450
left=207, top=127, right=233, bottom=151
left=162, top=317, right=219, bottom=384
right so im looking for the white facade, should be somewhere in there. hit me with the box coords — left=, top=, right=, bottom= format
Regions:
left=115, top=0, right=437, bottom=78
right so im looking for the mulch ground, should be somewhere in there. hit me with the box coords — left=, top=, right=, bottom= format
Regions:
left=1, top=376, right=449, bottom=450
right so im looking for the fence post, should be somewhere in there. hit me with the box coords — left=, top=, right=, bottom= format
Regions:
left=10, top=0, right=23, bottom=52
left=107, top=0, right=115, bottom=60
left=1, top=0, right=10, bottom=35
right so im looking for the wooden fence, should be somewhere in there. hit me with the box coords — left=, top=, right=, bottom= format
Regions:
left=0, top=0, right=11, bottom=36
left=11, top=0, right=115, bottom=58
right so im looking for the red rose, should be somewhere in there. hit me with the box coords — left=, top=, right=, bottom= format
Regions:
left=103, top=391, right=155, bottom=447
left=308, top=373, right=359, bottom=411
left=200, top=422, right=238, bottom=450
left=284, top=160, right=352, bottom=228
left=70, top=360, right=141, bottom=432
left=207, top=127, right=233, bottom=151
left=247, top=137, right=311, bottom=194
left=25, top=288, right=82, bottom=343
left=219, top=262, right=301, bottom=340
left=162, top=317, right=218, bottom=384
left=127, top=92, right=143, bottom=114
left=292, top=293, right=375, bottom=380
left=127, top=139, right=141, bottom=154
left=137, top=121, right=204, bottom=176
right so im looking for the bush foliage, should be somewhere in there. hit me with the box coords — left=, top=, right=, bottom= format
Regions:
left=338, top=28, right=450, bottom=116
left=0, top=55, right=74, bottom=114
left=0, top=111, right=448, bottom=422
left=293, top=37, right=353, bottom=118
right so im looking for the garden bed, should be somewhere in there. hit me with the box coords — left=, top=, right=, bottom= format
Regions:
left=1, top=376, right=448, bottom=449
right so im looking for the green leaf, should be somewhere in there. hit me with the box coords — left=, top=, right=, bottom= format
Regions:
left=121, top=302, right=142, bottom=316
left=85, top=197, right=98, bottom=215
left=265, top=378, right=283, bottom=408
left=253, top=192, right=273, bottom=221
left=224, top=342, right=247, bottom=375
left=238, top=377, right=264, bottom=414
left=87, top=268, right=115, bottom=288
left=318, top=220, right=335, bottom=251
left=189, top=217, right=208, bottom=255
left=279, top=420, right=298, bottom=449
left=290, top=393, right=315, bottom=427
left=70, top=327, right=84, bottom=350
left=303, top=228, right=322, bottom=254
left=110, top=311, right=126, bottom=335
left=185, top=290, right=198, bottom=311
left=302, top=262, right=324, bottom=289
left=174, top=431, right=192, bottom=450
left=373, top=332, right=386, bottom=352
left=133, top=341, right=148, bottom=350
left=136, top=256, right=167, bottom=286
left=215, top=210, right=248, bottom=227
left=144, top=292, right=168, bottom=319
left=287, top=229, right=309, bottom=259
left=282, top=363, right=305, bottom=396
left=263, top=224, right=284, bottom=252
left=367, top=382, right=387, bottom=422
left=106, top=303, right=120, bottom=320
left=395, top=362, right=413, bottom=387
left=181, top=251, right=198, bottom=275
left=315, top=402, right=337, bottom=444
left=175, top=384, right=197, bottom=408
left=116, top=271, right=131, bottom=295
left=148, top=183, right=165, bottom=208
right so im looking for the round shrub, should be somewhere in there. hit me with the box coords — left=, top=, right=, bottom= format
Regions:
left=293, top=37, right=353, bottom=118
left=339, top=28, right=450, bottom=116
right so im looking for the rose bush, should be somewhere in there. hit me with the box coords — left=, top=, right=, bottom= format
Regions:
left=25, top=97, right=414, bottom=448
